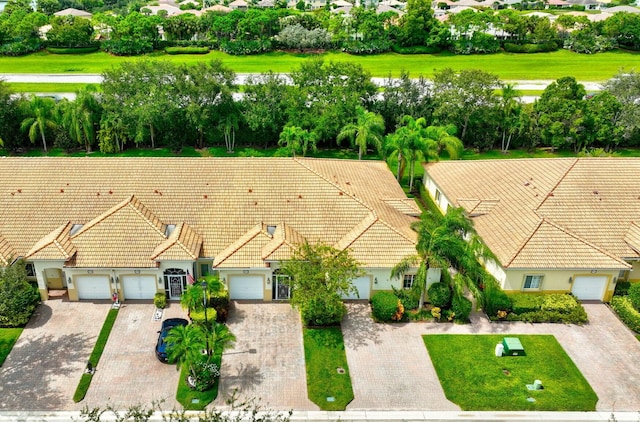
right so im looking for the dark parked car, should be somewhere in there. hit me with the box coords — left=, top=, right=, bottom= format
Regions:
left=155, top=318, right=188, bottom=363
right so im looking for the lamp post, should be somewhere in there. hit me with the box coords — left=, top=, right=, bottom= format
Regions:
left=200, top=281, right=210, bottom=355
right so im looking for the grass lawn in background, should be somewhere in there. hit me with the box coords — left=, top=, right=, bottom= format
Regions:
left=0, top=49, right=639, bottom=80
left=423, top=334, right=597, bottom=411
left=0, top=328, right=23, bottom=366
left=7, top=83, right=100, bottom=93
left=303, top=326, right=354, bottom=410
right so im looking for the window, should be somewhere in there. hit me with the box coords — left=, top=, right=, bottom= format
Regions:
left=200, top=263, right=210, bottom=277
left=403, top=274, right=415, bottom=289
left=523, top=275, right=543, bottom=290
left=26, top=263, right=35, bottom=278
left=435, top=189, right=441, bottom=202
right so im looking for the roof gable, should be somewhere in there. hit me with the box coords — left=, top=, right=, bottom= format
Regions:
left=152, top=222, right=202, bottom=261
left=25, top=222, right=76, bottom=261
left=0, top=233, right=15, bottom=266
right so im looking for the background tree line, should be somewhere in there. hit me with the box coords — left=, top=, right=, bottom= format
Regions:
left=1, top=60, right=639, bottom=158
left=1, top=0, right=640, bottom=56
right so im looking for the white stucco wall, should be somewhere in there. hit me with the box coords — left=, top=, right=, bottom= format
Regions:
left=423, top=173, right=452, bottom=214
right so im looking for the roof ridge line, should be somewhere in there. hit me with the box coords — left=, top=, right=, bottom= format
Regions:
left=214, top=223, right=264, bottom=267
left=127, top=196, right=167, bottom=238
left=505, top=218, right=545, bottom=268
left=535, top=158, right=579, bottom=211
left=72, top=195, right=134, bottom=238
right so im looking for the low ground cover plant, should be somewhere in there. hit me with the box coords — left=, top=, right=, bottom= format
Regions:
left=611, top=282, right=640, bottom=333
left=424, top=334, right=597, bottom=411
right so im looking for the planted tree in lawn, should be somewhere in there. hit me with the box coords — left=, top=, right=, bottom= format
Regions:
left=281, top=242, right=363, bottom=326
left=337, top=106, right=385, bottom=160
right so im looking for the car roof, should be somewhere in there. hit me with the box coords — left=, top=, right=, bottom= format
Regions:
left=161, top=318, right=188, bottom=329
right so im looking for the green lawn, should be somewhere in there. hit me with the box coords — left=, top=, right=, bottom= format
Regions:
left=0, top=49, right=639, bottom=80
left=176, top=355, right=220, bottom=410
left=7, top=83, right=100, bottom=93
left=0, top=328, right=23, bottom=366
left=303, top=326, right=354, bottom=410
left=423, top=334, right=597, bottom=411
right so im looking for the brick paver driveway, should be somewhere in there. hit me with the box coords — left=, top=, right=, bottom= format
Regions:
left=81, top=302, right=188, bottom=410
left=0, top=297, right=110, bottom=411
left=342, top=302, right=640, bottom=412
left=214, top=301, right=316, bottom=411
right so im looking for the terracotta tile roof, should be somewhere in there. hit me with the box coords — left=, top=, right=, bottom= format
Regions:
left=425, top=158, right=638, bottom=269
left=25, top=222, right=76, bottom=261
left=152, top=222, right=202, bottom=261
left=261, top=223, right=306, bottom=262
left=0, top=157, right=417, bottom=269
left=624, top=223, right=640, bottom=255
left=0, top=233, right=16, bottom=266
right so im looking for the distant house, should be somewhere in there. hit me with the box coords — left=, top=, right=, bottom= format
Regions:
left=229, top=0, right=248, bottom=9
left=1, top=158, right=419, bottom=303
left=54, top=7, right=92, bottom=18
left=546, top=0, right=571, bottom=8
left=256, top=0, right=275, bottom=7
left=605, top=5, right=640, bottom=12
left=424, top=158, right=640, bottom=302
left=204, top=4, right=232, bottom=12
left=566, top=0, right=601, bottom=10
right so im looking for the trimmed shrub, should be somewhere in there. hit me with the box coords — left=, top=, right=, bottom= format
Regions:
left=452, top=294, right=472, bottom=323
left=615, top=281, right=631, bottom=296
left=391, top=44, right=441, bottom=54
left=342, top=40, right=392, bottom=55
left=0, top=39, right=43, bottom=56
left=427, top=282, right=451, bottom=308
left=300, top=294, right=346, bottom=326
left=628, top=282, right=640, bottom=311
left=611, top=296, right=640, bottom=333
left=510, top=293, right=542, bottom=314
left=541, top=294, right=580, bottom=312
left=219, top=40, right=272, bottom=55
left=503, top=42, right=557, bottom=53
left=190, top=307, right=218, bottom=327
left=101, top=38, right=153, bottom=56
left=46, top=46, right=99, bottom=54
left=392, top=286, right=419, bottom=311
left=154, top=293, right=167, bottom=309
left=371, top=291, right=401, bottom=322
left=165, top=46, right=209, bottom=55
left=209, top=288, right=230, bottom=323
left=484, top=281, right=512, bottom=317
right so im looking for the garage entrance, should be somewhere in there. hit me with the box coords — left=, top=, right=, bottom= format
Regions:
left=342, top=276, right=371, bottom=300
left=572, top=275, right=608, bottom=301
left=121, top=275, right=157, bottom=300
left=75, top=275, right=111, bottom=300
left=229, top=275, right=263, bottom=300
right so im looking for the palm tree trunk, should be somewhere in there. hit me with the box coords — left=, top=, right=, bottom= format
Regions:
left=40, top=132, right=47, bottom=153
left=150, top=124, right=155, bottom=149
left=396, top=152, right=402, bottom=181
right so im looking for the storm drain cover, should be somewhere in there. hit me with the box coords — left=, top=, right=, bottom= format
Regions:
left=153, top=309, right=163, bottom=321
left=191, top=399, right=200, bottom=404
left=326, top=397, right=335, bottom=402
left=526, top=397, right=536, bottom=403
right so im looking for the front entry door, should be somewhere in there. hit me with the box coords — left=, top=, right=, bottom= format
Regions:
left=169, top=276, right=183, bottom=299
left=164, top=268, right=187, bottom=300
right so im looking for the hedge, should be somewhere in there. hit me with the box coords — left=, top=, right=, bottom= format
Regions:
left=165, top=46, right=210, bottom=55
left=46, top=46, right=99, bottom=54
left=610, top=296, right=640, bottom=333
left=370, top=291, right=401, bottom=322
left=505, top=293, right=588, bottom=324
left=503, top=42, right=558, bottom=53
left=391, top=44, right=441, bottom=54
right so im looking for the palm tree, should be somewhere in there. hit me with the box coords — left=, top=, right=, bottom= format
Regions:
left=278, top=125, right=317, bottom=157
left=20, top=96, right=57, bottom=152
left=165, top=324, right=207, bottom=379
left=384, top=130, right=411, bottom=182
left=205, top=322, right=236, bottom=356
left=337, top=106, right=385, bottom=160
left=499, top=83, right=522, bottom=153
left=422, top=124, right=464, bottom=162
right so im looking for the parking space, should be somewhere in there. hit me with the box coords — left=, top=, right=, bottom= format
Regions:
left=214, top=301, right=316, bottom=411
left=80, top=302, right=188, bottom=410
left=0, top=297, right=110, bottom=411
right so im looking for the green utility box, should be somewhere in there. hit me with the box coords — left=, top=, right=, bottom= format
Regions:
left=502, top=337, right=525, bottom=356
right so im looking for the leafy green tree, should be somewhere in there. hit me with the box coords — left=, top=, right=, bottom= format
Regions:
left=395, top=0, right=445, bottom=48
left=278, top=125, right=317, bottom=157
left=162, top=13, right=201, bottom=41
left=432, top=68, right=501, bottom=145
left=20, top=95, right=58, bottom=152
left=603, top=70, right=640, bottom=144
left=281, top=242, right=363, bottom=326
left=583, top=91, right=625, bottom=152
left=603, top=12, right=640, bottom=50
left=0, top=80, right=20, bottom=150
left=243, top=72, right=291, bottom=146
left=0, top=260, right=41, bottom=327
left=46, top=15, right=94, bottom=48
left=337, top=106, right=385, bottom=160
left=37, top=0, right=60, bottom=15
left=533, top=76, right=586, bottom=152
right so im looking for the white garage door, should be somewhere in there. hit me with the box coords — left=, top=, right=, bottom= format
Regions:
left=122, top=275, right=157, bottom=300
left=75, top=275, right=111, bottom=300
left=342, top=276, right=371, bottom=300
left=229, top=276, right=263, bottom=300
left=572, top=276, right=608, bottom=301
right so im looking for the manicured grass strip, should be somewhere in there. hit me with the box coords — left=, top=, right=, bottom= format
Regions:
left=0, top=49, right=639, bottom=80
left=7, top=83, right=100, bottom=93
left=0, top=328, right=23, bottom=366
left=176, top=352, right=221, bottom=410
left=423, top=334, right=597, bottom=411
left=303, top=326, right=354, bottom=410
left=73, top=308, right=119, bottom=402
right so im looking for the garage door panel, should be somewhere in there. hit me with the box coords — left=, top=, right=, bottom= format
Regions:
left=229, top=276, right=263, bottom=300
left=76, top=275, right=111, bottom=300
left=122, top=275, right=157, bottom=300
left=572, top=276, right=607, bottom=301
left=342, top=276, right=370, bottom=300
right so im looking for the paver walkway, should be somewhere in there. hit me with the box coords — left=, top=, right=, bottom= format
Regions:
left=215, top=301, right=316, bottom=411
left=343, top=302, right=640, bottom=412
left=0, top=297, right=110, bottom=411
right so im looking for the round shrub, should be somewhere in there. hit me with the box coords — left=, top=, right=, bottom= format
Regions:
left=154, top=292, right=167, bottom=309
left=427, top=282, right=451, bottom=308
left=483, top=281, right=512, bottom=316
left=452, top=294, right=472, bottom=323
left=371, top=291, right=401, bottom=322
left=628, top=282, right=640, bottom=311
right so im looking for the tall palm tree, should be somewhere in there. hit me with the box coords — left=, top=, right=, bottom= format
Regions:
left=422, top=124, right=464, bottom=162
left=499, top=83, right=522, bottom=153
left=19, top=96, right=57, bottom=152
left=337, top=106, right=385, bottom=160
left=278, top=125, right=317, bottom=157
